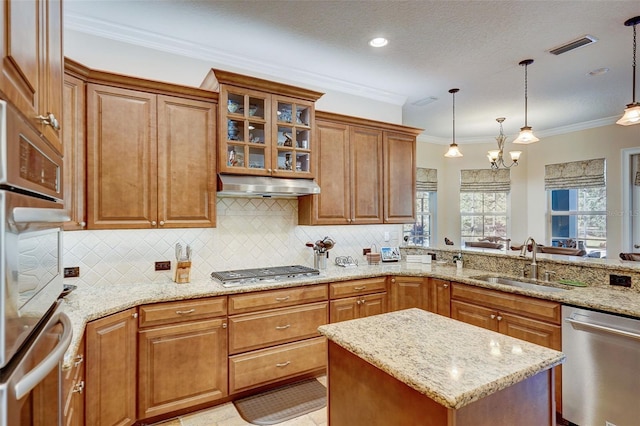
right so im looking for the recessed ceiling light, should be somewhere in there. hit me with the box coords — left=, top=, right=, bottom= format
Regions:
left=369, top=37, right=388, bottom=47
left=588, top=67, right=609, bottom=76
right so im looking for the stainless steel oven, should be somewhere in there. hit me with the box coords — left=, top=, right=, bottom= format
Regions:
left=0, top=98, right=71, bottom=426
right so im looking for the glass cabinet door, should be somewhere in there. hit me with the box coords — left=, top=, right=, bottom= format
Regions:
left=220, top=88, right=271, bottom=174
left=272, top=96, right=313, bottom=177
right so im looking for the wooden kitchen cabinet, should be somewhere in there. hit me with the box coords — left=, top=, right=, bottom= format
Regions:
left=450, top=282, right=562, bottom=412
left=329, top=277, right=388, bottom=322
left=62, top=70, right=87, bottom=230
left=85, top=308, right=138, bottom=426
left=63, top=337, right=85, bottom=426
left=0, top=0, right=63, bottom=154
left=137, top=297, right=228, bottom=420
left=86, top=81, right=216, bottom=229
left=384, top=131, right=416, bottom=223
left=227, top=285, right=328, bottom=394
left=298, top=120, right=383, bottom=225
left=299, top=112, right=421, bottom=225
left=202, top=69, right=322, bottom=178
left=389, top=276, right=451, bottom=316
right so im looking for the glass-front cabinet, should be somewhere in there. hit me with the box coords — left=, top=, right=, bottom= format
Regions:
left=207, top=69, right=322, bottom=178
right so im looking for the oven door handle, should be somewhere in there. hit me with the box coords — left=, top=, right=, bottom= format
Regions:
left=12, top=207, right=70, bottom=223
left=14, top=311, right=73, bottom=400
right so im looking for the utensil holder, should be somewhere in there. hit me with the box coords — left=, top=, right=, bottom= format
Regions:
left=174, top=261, right=192, bottom=283
left=314, top=252, right=327, bottom=270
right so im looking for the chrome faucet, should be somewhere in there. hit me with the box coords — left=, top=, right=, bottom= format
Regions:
left=519, top=237, right=538, bottom=280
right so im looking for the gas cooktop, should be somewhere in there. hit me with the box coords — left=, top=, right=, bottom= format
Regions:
left=210, top=265, right=320, bottom=287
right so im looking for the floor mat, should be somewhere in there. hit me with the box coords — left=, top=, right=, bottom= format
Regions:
left=233, top=378, right=327, bottom=425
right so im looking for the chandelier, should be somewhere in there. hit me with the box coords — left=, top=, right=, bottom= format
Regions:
left=617, top=16, right=640, bottom=126
left=487, top=118, right=521, bottom=169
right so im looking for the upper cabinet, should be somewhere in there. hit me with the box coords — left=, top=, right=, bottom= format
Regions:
left=299, top=112, right=421, bottom=225
left=64, top=59, right=218, bottom=230
left=201, top=69, right=323, bottom=178
left=0, top=0, right=63, bottom=154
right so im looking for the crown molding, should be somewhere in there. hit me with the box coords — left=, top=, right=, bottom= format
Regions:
left=65, top=13, right=407, bottom=106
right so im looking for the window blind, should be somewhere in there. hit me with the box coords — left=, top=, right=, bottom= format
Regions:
left=460, top=169, right=510, bottom=193
left=416, top=167, right=437, bottom=192
left=544, top=158, right=605, bottom=190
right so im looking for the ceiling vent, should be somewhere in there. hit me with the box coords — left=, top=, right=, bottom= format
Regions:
left=549, top=35, right=598, bottom=55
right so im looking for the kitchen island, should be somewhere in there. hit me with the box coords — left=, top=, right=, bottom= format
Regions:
left=318, top=308, right=565, bottom=426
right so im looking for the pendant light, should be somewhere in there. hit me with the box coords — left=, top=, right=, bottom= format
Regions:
left=617, top=16, right=640, bottom=126
left=513, top=59, right=539, bottom=144
left=444, top=88, right=463, bottom=157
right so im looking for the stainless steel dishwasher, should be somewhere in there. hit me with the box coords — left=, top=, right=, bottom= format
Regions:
left=562, top=305, right=640, bottom=426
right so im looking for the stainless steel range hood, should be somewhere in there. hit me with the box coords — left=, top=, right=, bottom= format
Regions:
left=217, top=174, right=320, bottom=198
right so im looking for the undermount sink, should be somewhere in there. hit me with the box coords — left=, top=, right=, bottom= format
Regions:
left=471, top=275, right=569, bottom=293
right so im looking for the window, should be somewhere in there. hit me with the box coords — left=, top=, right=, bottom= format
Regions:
left=549, top=187, right=606, bottom=257
left=403, top=191, right=435, bottom=247
left=460, top=192, right=508, bottom=244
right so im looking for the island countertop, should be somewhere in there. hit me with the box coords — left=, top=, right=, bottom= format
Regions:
left=318, top=308, right=565, bottom=410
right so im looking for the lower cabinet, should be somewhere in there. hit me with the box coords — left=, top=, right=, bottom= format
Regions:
left=227, top=287, right=329, bottom=394
left=62, top=337, right=85, bottom=426
left=85, top=308, right=138, bottom=426
left=450, top=283, right=563, bottom=412
left=329, top=277, right=388, bottom=322
left=137, top=297, right=228, bottom=419
left=389, top=276, right=450, bottom=316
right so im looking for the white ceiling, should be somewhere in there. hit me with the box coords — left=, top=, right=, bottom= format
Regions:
left=63, top=1, right=640, bottom=142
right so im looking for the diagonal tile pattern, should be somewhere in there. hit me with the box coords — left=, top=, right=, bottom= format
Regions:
left=63, top=197, right=402, bottom=287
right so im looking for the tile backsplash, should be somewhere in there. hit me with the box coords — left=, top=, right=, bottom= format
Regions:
left=63, top=197, right=402, bottom=287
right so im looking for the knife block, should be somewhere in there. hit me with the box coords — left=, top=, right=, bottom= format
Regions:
left=174, top=261, right=192, bottom=283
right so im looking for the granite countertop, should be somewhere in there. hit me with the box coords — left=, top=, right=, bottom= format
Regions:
left=317, top=308, right=565, bottom=409
left=59, top=262, right=640, bottom=368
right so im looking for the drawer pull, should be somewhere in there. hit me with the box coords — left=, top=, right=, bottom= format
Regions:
left=176, top=309, right=196, bottom=315
left=275, top=324, right=291, bottom=330
left=275, top=296, right=290, bottom=302
left=276, top=361, right=291, bottom=368
left=353, top=286, right=366, bottom=291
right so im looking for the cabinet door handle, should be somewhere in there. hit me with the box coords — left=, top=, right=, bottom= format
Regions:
left=353, top=286, right=366, bottom=291
left=275, top=324, right=291, bottom=330
left=72, top=380, right=85, bottom=394
left=356, top=299, right=361, bottom=305
left=74, top=355, right=84, bottom=368
left=276, top=361, right=291, bottom=368
left=443, top=283, right=449, bottom=288
left=222, top=322, right=227, bottom=329
left=151, top=220, right=157, bottom=226
left=275, top=296, right=290, bottom=302
left=79, top=221, right=86, bottom=228
left=391, top=278, right=396, bottom=283
left=159, top=220, right=165, bottom=226
left=176, top=309, right=195, bottom=315
left=490, top=314, right=496, bottom=319
left=496, top=315, right=503, bottom=321
left=132, top=312, right=139, bottom=319
left=36, top=113, right=61, bottom=130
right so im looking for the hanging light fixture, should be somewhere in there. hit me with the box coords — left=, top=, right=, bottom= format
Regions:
left=513, top=59, right=539, bottom=144
left=487, top=117, right=521, bottom=169
left=444, top=88, right=463, bottom=157
left=617, top=16, right=640, bottom=126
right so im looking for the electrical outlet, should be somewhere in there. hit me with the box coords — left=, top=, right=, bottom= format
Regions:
left=609, top=274, right=631, bottom=287
left=155, top=261, right=171, bottom=271
left=64, top=267, right=80, bottom=278
left=384, top=231, right=390, bottom=241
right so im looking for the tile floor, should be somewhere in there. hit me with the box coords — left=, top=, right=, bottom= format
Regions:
left=152, top=377, right=327, bottom=426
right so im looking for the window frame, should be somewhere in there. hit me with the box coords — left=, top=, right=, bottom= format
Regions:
left=459, top=191, right=510, bottom=245
left=402, top=190, right=436, bottom=247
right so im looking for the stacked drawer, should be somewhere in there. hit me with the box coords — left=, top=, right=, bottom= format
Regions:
left=228, top=284, right=328, bottom=394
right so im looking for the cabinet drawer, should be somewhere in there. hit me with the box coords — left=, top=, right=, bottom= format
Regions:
left=139, top=297, right=227, bottom=328
left=228, top=284, right=327, bottom=315
left=229, top=302, right=328, bottom=354
left=229, top=337, right=327, bottom=394
left=330, top=277, right=388, bottom=299
left=450, top=283, right=561, bottom=324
